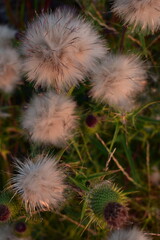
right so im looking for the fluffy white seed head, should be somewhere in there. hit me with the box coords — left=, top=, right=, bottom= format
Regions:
left=0, top=47, right=21, bottom=93
left=0, top=225, right=13, bottom=240
left=22, top=7, right=107, bottom=91
left=107, top=227, right=150, bottom=240
left=90, top=54, right=147, bottom=112
left=0, top=224, right=31, bottom=240
left=0, top=25, right=16, bottom=47
left=21, top=91, right=78, bottom=147
left=112, top=0, right=160, bottom=33
left=11, top=155, right=67, bottom=213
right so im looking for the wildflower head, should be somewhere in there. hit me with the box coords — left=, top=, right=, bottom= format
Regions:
left=11, top=155, right=67, bottom=213
left=0, top=25, right=16, bottom=47
left=112, top=0, right=160, bottom=33
left=22, top=7, right=107, bottom=91
left=0, top=48, right=21, bottom=93
left=86, top=181, right=128, bottom=228
left=107, top=227, right=151, bottom=240
left=0, top=224, right=13, bottom=240
left=90, top=54, right=147, bottom=112
left=0, top=224, right=31, bottom=240
left=21, top=91, right=78, bottom=147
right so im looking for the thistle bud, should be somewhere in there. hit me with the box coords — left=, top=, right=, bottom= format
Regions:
left=0, top=192, right=18, bottom=221
left=86, top=181, right=127, bottom=228
left=104, top=202, right=128, bottom=228
left=15, top=222, right=27, bottom=233
left=85, top=115, right=98, bottom=128
left=15, top=32, right=23, bottom=41
left=0, top=204, right=10, bottom=222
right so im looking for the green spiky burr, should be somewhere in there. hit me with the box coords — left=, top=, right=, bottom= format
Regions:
left=86, top=181, right=128, bottom=228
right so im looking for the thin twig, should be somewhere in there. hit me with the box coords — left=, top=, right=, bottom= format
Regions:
left=56, top=212, right=97, bottom=236
left=95, top=133, right=140, bottom=187
left=105, top=148, right=116, bottom=170
left=86, top=11, right=118, bottom=33
left=91, top=3, right=104, bottom=21
left=148, top=35, right=160, bottom=48
left=144, top=233, right=160, bottom=237
left=128, top=35, right=141, bottom=46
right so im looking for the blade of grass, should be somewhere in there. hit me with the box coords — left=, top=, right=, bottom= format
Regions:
left=80, top=200, right=87, bottom=222
left=120, top=134, right=140, bottom=183
left=130, top=101, right=160, bottom=126
left=95, top=133, right=141, bottom=187
left=109, top=121, right=120, bottom=152
left=71, top=139, right=83, bottom=162
left=68, top=176, right=88, bottom=191
left=139, top=33, right=148, bottom=57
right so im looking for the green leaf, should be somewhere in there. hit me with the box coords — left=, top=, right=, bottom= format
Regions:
left=109, top=121, right=120, bottom=151
left=80, top=200, right=88, bottom=222
left=68, top=176, right=88, bottom=191
left=120, top=134, right=140, bottom=183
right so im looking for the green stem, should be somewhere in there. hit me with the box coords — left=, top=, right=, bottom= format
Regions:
left=120, top=134, right=140, bottom=183
left=71, top=139, right=83, bottom=162
left=109, top=121, right=120, bottom=152
left=139, top=33, right=148, bottom=57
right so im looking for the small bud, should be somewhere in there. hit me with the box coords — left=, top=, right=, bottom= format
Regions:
left=15, top=32, right=22, bottom=41
left=15, top=222, right=27, bottom=233
left=85, top=181, right=90, bottom=187
left=0, top=192, right=19, bottom=221
left=85, top=115, right=98, bottom=128
left=0, top=204, right=10, bottom=222
left=104, top=202, right=128, bottom=228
